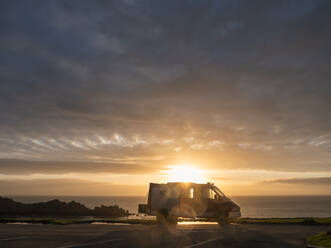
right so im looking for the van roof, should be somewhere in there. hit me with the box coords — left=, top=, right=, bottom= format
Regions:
left=150, top=182, right=213, bottom=186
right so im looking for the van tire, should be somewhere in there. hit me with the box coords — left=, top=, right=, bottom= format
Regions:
left=217, top=217, right=230, bottom=226
left=156, top=210, right=178, bottom=225
left=217, top=212, right=230, bottom=226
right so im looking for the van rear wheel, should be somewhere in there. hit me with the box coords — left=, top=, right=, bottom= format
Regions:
left=166, top=214, right=178, bottom=225
left=156, top=210, right=178, bottom=225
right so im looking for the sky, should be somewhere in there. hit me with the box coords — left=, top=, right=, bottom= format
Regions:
left=0, top=0, right=330, bottom=196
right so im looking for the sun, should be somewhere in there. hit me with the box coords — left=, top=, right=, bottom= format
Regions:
left=166, top=165, right=206, bottom=183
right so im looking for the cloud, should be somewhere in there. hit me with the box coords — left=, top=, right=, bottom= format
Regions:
left=0, top=159, right=159, bottom=175
left=0, top=178, right=147, bottom=196
left=210, top=178, right=231, bottom=181
left=0, top=0, right=331, bottom=177
left=262, top=177, right=331, bottom=185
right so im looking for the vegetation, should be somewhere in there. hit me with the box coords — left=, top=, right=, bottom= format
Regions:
left=0, top=197, right=129, bottom=217
left=233, top=217, right=331, bottom=225
left=306, top=230, right=331, bottom=248
left=0, top=217, right=157, bottom=225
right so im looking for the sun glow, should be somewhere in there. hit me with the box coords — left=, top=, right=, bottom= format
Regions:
left=166, top=165, right=206, bottom=183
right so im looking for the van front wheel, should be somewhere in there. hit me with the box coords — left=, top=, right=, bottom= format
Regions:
left=217, top=215, right=230, bottom=226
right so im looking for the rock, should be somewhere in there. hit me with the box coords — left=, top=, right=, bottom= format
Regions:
left=0, top=197, right=129, bottom=217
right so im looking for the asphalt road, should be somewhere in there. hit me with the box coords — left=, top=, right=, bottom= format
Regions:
left=0, top=223, right=329, bottom=248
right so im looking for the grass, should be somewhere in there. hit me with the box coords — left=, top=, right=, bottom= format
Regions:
left=315, top=218, right=331, bottom=224
left=233, top=217, right=331, bottom=225
left=306, top=231, right=331, bottom=248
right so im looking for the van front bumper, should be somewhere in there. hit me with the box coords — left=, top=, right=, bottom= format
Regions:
left=228, top=210, right=241, bottom=219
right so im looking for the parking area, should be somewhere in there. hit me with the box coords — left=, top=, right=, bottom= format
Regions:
left=0, top=223, right=329, bottom=248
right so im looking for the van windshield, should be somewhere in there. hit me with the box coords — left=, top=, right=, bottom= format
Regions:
left=212, top=185, right=226, bottom=198
left=202, top=187, right=222, bottom=199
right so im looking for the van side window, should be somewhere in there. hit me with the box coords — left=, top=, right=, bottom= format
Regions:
left=189, top=188, right=194, bottom=198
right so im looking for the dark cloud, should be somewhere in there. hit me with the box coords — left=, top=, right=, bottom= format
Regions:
left=0, top=159, right=159, bottom=175
left=0, top=0, right=331, bottom=175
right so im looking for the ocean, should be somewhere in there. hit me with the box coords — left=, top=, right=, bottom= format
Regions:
left=7, top=195, right=331, bottom=218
